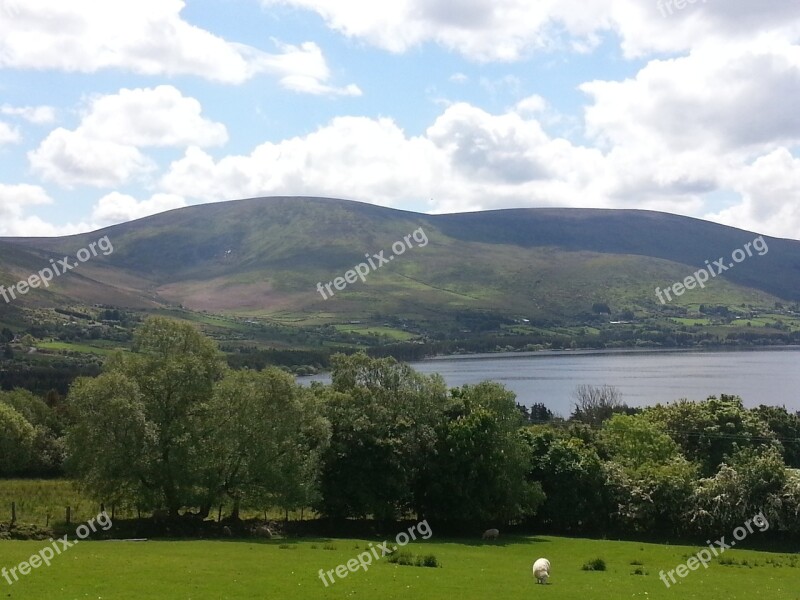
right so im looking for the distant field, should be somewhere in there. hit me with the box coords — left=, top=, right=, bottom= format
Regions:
left=36, top=341, right=118, bottom=356
left=0, top=534, right=797, bottom=599
left=332, top=323, right=417, bottom=340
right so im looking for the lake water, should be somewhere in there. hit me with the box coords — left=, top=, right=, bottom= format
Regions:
left=299, top=347, right=800, bottom=417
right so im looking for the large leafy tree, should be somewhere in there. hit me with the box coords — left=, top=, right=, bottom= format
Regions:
left=317, top=353, right=447, bottom=520
left=525, top=426, right=608, bottom=532
left=201, top=368, right=330, bottom=519
left=600, top=414, right=697, bottom=533
left=643, top=395, right=778, bottom=475
left=66, top=317, right=225, bottom=517
left=0, top=389, right=64, bottom=475
left=419, top=382, right=545, bottom=524
left=0, top=402, right=35, bottom=476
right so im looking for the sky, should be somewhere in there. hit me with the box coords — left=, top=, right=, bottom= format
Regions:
left=0, top=0, right=799, bottom=240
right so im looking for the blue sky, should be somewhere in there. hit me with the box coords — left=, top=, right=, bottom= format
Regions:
left=1, top=0, right=799, bottom=239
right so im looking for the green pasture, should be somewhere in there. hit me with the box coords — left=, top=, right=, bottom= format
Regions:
left=0, top=534, right=797, bottom=599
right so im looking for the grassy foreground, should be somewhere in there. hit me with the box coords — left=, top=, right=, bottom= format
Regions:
left=0, top=534, right=797, bottom=599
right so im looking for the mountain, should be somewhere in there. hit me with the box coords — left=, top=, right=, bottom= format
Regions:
left=1, top=196, right=798, bottom=329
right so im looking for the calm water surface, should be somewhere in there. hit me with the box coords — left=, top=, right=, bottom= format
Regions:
left=300, top=347, right=800, bottom=416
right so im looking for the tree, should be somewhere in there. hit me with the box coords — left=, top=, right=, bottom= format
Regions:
left=201, top=368, right=330, bottom=519
left=570, top=384, right=624, bottom=426
left=600, top=414, right=680, bottom=467
left=66, top=317, right=225, bottom=517
left=752, top=405, right=800, bottom=468
left=0, top=403, right=35, bottom=475
left=518, top=402, right=554, bottom=423
left=687, top=446, right=786, bottom=535
left=418, top=382, right=545, bottom=524
left=0, top=389, right=63, bottom=475
left=644, top=395, right=778, bottom=475
left=317, top=353, right=448, bottom=520
left=525, top=426, right=607, bottom=532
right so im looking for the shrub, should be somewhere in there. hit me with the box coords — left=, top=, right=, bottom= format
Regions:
left=417, top=554, right=440, bottom=568
left=582, top=558, right=607, bottom=571
left=387, top=550, right=414, bottom=565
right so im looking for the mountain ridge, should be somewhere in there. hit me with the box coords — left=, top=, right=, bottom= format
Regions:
left=1, top=196, right=798, bottom=324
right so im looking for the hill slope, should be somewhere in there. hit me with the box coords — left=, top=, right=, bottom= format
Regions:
left=1, top=197, right=798, bottom=328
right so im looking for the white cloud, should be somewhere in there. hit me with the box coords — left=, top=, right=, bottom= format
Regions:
left=0, top=183, right=61, bottom=236
left=0, top=0, right=357, bottom=92
left=515, top=94, right=547, bottom=115
left=28, top=86, right=226, bottom=188
left=261, top=0, right=800, bottom=61
left=91, top=191, right=187, bottom=225
left=76, top=86, right=228, bottom=148
left=29, top=129, right=155, bottom=189
left=580, top=41, right=800, bottom=154
left=0, top=104, right=56, bottom=124
left=161, top=117, right=441, bottom=206
left=705, top=149, right=800, bottom=240
left=0, top=121, right=20, bottom=144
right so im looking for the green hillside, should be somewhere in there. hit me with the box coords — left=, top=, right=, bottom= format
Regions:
left=1, top=197, right=799, bottom=385
left=2, top=197, right=796, bottom=321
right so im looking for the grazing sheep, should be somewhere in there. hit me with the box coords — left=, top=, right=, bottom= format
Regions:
left=254, top=525, right=272, bottom=539
left=222, top=526, right=232, bottom=537
left=482, top=528, right=500, bottom=540
left=532, top=558, right=551, bottom=584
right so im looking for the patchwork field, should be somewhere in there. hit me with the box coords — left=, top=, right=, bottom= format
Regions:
left=0, top=534, right=797, bottom=599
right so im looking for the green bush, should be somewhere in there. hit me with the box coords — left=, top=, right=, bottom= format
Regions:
left=582, top=558, right=607, bottom=571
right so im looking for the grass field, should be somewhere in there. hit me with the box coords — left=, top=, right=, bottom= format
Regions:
left=0, top=534, right=798, bottom=599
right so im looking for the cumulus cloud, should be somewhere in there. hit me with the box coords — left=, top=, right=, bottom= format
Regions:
left=160, top=117, right=439, bottom=206
left=0, top=121, right=20, bottom=144
left=0, top=183, right=68, bottom=236
left=0, top=104, right=56, bottom=124
left=705, top=149, right=800, bottom=240
left=0, top=0, right=358, bottom=92
left=91, top=191, right=187, bottom=225
left=580, top=40, right=800, bottom=154
left=28, top=86, right=226, bottom=188
left=261, top=0, right=800, bottom=61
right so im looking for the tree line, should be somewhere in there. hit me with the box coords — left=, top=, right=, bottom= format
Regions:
left=2, top=316, right=800, bottom=539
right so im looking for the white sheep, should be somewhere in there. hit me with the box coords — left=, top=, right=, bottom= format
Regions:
left=532, top=557, right=551, bottom=584
left=482, top=528, right=499, bottom=540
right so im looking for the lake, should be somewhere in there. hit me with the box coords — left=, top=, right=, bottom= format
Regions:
left=299, top=347, right=800, bottom=416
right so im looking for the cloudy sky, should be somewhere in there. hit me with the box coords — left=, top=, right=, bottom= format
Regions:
left=1, top=0, right=799, bottom=239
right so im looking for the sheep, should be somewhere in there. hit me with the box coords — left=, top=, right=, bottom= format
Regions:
left=532, top=558, right=551, bottom=584
left=222, top=526, right=232, bottom=537
left=254, top=525, right=272, bottom=539
left=482, top=528, right=499, bottom=540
